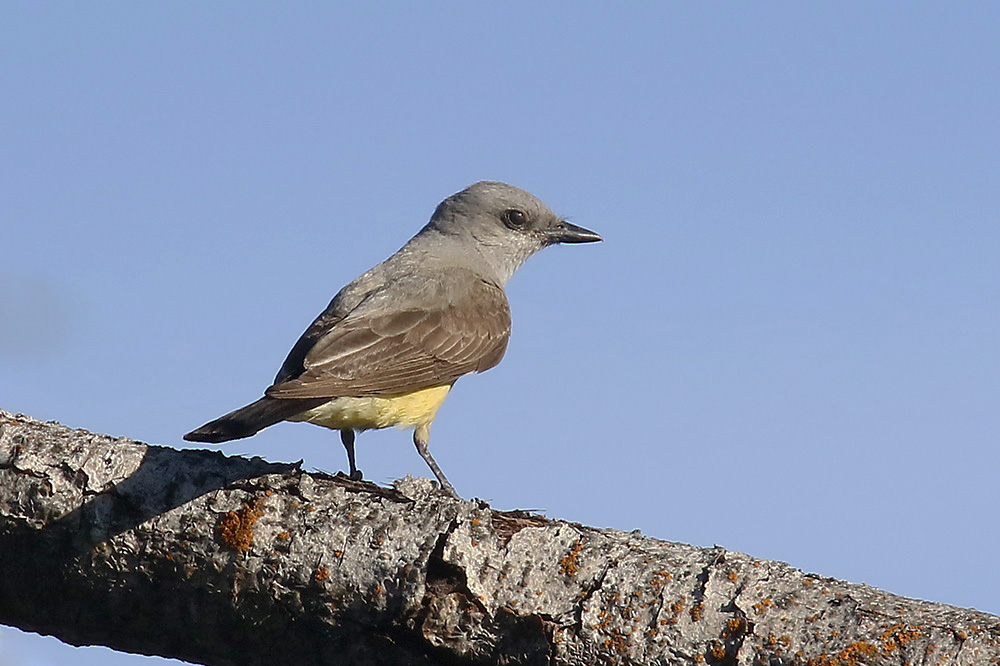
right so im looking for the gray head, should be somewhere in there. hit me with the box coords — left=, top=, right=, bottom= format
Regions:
left=417, top=181, right=601, bottom=283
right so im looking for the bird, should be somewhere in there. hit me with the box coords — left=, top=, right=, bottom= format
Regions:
left=184, top=181, right=601, bottom=496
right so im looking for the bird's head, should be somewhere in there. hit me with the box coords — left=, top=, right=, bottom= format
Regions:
left=424, top=181, right=602, bottom=283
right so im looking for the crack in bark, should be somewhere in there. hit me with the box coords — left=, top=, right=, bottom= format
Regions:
left=570, top=556, right=613, bottom=643
left=690, top=546, right=726, bottom=619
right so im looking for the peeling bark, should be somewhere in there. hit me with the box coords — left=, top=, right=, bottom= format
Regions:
left=1, top=409, right=997, bottom=665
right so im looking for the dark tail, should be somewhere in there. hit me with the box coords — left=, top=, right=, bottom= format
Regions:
left=184, top=396, right=327, bottom=443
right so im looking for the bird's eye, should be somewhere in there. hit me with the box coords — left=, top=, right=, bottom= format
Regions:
left=502, top=209, right=528, bottom=229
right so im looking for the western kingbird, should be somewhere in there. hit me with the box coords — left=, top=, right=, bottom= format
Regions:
left=184, top=181, right=601, bottom=496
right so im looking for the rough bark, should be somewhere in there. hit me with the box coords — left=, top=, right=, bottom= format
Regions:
left=0, top=409, right=997, bottom=666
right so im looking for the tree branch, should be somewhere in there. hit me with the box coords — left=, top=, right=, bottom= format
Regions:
left=1, top=409, right=997, bottom=665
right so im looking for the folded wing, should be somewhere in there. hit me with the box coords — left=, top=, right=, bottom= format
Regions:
left=266, top=279, right=511, bottom=398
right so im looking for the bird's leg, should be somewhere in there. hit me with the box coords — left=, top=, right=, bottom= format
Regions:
left=340, top=429, right=363, bottom=481
left=413, top=424, right=458, bottom=497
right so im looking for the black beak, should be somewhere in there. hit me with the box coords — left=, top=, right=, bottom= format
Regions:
left=549, top=220, right=603, bottom=244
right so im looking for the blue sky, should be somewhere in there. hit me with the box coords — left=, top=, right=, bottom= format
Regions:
left=2, top=4, right=999, bottom=664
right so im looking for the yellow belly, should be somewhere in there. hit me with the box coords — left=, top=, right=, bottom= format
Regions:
left=286, top=385, right=452, bottom=431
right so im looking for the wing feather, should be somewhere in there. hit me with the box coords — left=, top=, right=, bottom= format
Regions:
left=266, top=279, right=510, bottom=398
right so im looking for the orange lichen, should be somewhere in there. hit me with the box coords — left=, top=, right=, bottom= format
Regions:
left=277, top=531, right=290, bottom=540
left=727, top=617, right=746, bottom=633
left=694, top=653, right=705, bottom=663
left=710, top=642, right=727, bottom=659
left=879, top=624, right=922, bottom=655
left=602, top=634, right=628, bottom=653
left=806, top=641, right=879, bottom=666
left=764, top=634, right=792, bottom=652
left=559, top=540, right=585, bottom=576
left=590, top=609, right=612, bottom=632
left=216, top=498, right=265, bottom=553
left=650, top=570, right=672, bottom=592
left=727, top=570, right=739, bottom=583
left=840, top=641, right=880, bottom=663
left=752, top=597, right=774, bottom=615
left=313, top=566, right=330, bottom=583
left=690, top=602, right=704, bottom=621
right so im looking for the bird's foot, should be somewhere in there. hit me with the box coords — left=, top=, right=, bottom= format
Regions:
left=435, top=477, right=460, bottom=498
